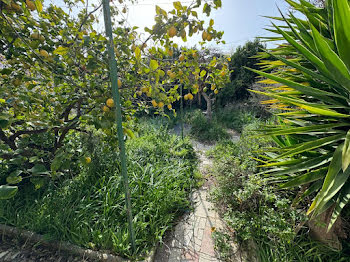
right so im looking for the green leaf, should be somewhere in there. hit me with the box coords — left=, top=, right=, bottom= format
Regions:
left=209, top=19, right=214, bottom=27
left=248, top=68, right=344, bottom=100
left=35, top=0, right=43, bottom=12
left=267, top=154, right=332, bottom=177
left=150, top=60, right=158, bottom=70
left=0, top=185, right=18, bottom=200
left=155, top=5, right=161, bottom=15
left=29, top=164, right=50, bottom=175
left=265, top=51, right=343, bottom=93
left=272, top=23, right=331, bottom=79
left=293, top=180, right=323, bottom=205
left=6, top=176, right=22, bottom=185
left=276, top=134, right=344, bottom=160
left=329, top=182, right=350, bottom=230
left=314, top=165, right=350, bottom=217
left=123, top=128, right=135, bottom=139
left=54, top=46, right=69, bottom=55
left=280, top=167, right=327, bottom=188
left=311, top=23, right=350, bottom=91
left=333, top=0, right=350, bottom=71
left=214, top=0, right=222, bottom=8
left=251, top=90, right=350, bottom=118
left=203, top=3, right=211, bottom=16
left=134, top=47, right=141, bottom=61
left=173, top=1, right=182, bottom=10
left=342, top=130, right=350, bottom=172
left=308, top=143, right=343, bottom=214
left=200, top=70, right=207, bottom=77
left=261, top=123, right=348, bottom=137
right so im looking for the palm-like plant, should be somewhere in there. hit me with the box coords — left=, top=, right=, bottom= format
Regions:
left=252, top=0, right=350, bottom=230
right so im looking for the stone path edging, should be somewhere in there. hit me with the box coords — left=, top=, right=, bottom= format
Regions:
left=154, top=140, right=224, bottom=262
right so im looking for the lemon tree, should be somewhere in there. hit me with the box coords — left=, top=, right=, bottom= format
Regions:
left=0, top=0, right=228, bottom=198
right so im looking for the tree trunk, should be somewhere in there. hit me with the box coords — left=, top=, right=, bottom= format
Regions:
left=202, top=92, right=212, bottom=120
left=308, top=207, right=347, bottom=250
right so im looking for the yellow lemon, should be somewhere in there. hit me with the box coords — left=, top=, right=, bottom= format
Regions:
left=26, top=0, right=36, bottom=11
left=106, top=98, right=115, bottom=108
left=207, top=33, right=212, bottom=41
left=39, top=49, right=49, bottom=58
left=214, top=89, right=218, bottom=94
left=30, top=32, right=40, bottom=40
left=117, top=79, right=122, bottom=88
left=158, top=102, right=164, bottom=108
left=168, top=26, right=177, bottom=38
left=202, top=31, right=208, bottom=41
left=85, top=157, right=92, bottom=164
left=11, top=2, right=22, bottom=12
left=188, top=93, right=194, bottom=100
left=167, top=104, right=172, bottom=110
left=179, top=55, right=185, bottom=62
left=151, top=100, right=158, bottom=107
left=103, top=105, right=110, bottom=113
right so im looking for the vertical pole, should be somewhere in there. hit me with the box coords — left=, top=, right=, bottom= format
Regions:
left=180, top=84, right=184, bottom=140
left=102, top=0, right=136, bottom=252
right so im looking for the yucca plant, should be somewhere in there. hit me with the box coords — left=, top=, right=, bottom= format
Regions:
left=251, top=0, right=350, bottom=231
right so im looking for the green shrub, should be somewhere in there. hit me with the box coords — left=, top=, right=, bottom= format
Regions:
left=0, top=123, right=198, bottom=259
left=189, top=110, right=230, bottom=142
left=211, top=121, right=350, bottom=261
left=210, top=122, right=305, bottom=260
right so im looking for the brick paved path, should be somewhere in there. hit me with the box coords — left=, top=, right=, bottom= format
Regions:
left=154, top=141, right=224, bottom=262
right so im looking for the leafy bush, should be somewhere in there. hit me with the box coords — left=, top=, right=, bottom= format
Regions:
left=0, top=123, right=198, bottom=259
left=211, top=121, right=350, bottom=261
left=213, top=99, right=270, bottom=132
left=216, top=39, right=265, bottom=106
left=209, top=122, right=306, bottom=260
left=189, top=110, right=230, bottom=142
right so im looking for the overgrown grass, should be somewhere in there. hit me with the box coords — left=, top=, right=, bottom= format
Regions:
left=0, top=123, right=198, bottom=259
left=189, top=110, right=230, bottom=142
left=171, top=100, right=268, bottom=143
left=210, top=121, right=350, bottom=261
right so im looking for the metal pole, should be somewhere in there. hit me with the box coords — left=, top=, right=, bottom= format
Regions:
left=180, top=84, right=184, bottom=140
left=102, top=0, right=136, bottom=252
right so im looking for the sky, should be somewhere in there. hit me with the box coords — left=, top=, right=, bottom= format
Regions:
left=51, top=0, right=291, bottom=54
left=124, top=0, right=290, bottom=53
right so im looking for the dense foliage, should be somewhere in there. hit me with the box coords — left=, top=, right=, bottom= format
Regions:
left=0, top=0, right=229, bottom=198
left=216, top=39, right=264, bottom=106
left=0, top=122, right=199, bottom=259
left=210, top=121, right=350, bottom=262
left=254, top=0, right=350, bottom=230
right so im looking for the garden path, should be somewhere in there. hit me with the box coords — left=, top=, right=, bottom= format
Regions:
left=154, top=124, right=242, bottom=262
